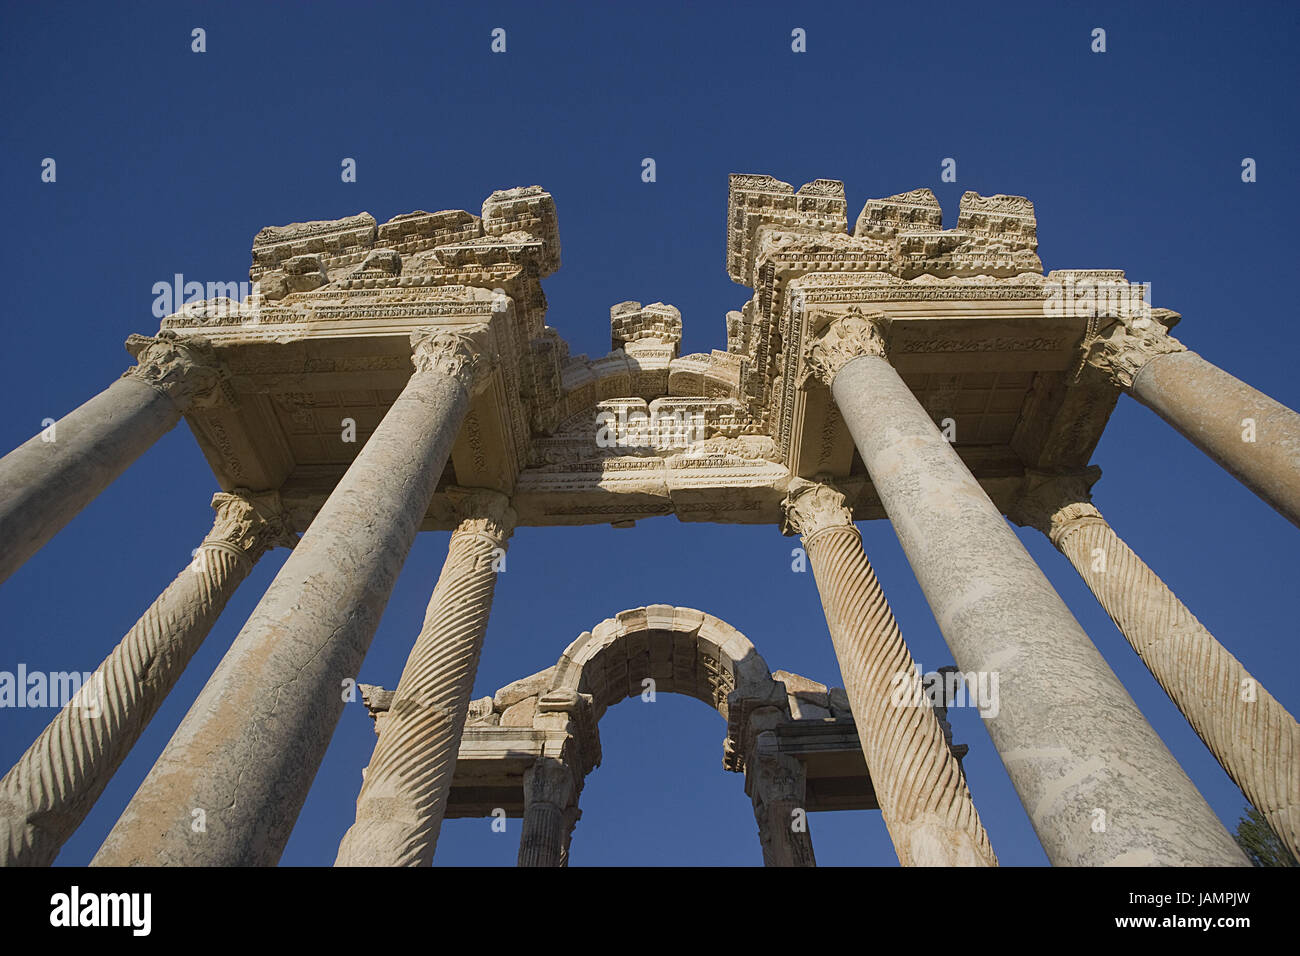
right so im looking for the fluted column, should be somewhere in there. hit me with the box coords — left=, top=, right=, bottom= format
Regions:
left=0, top=490, right=294, bottom=867
left=804, top=308, right=1246, bottom=866
left=335, top=488, right=515, bottom=867
left=0, top=332, right=227, bottom=586
left=517, top=757, right=580, bottom=868
left=1012, top=468, right=1300, bottom=860
left=93, top=327, right=489, bottom=867
left=782, top=478, right=995, bottom=866
left=1083, top=311, right=1300, bottom=528
left=746, top=731, right=816, bottom=867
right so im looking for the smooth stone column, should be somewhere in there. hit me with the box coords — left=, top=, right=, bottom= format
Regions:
left=335, top=489, right=515, bottom=867
left=0, top=490, right=294, bottom=867
left=93, top=327, right=489, bottom=867
left=745, top=730, right=816, bottom=867
left=1084, top=311, right=1300, bottom=528
left=517, top=757, right=580, bottom=868
left=782, top=477, right=996, bottom=867
left=806, top=309, right=1246, bottom=866
left=0, top=332, right=226, bottom=586
left=1012, top=469, right=1300, bottom=860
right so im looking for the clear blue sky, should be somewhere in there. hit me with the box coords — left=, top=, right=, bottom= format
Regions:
left=1, top=1, right=1296, bottom=866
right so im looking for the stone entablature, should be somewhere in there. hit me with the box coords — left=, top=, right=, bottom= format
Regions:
left=143, top=175, right=1159, bottom=530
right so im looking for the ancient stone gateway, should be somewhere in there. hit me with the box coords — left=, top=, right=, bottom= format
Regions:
left=1, top=175, right=1296, bottom=866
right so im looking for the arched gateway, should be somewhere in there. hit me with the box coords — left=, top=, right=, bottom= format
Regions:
left=356, top=604, right=970, bottom=866
left=1, top=176, right=1296, bottom=867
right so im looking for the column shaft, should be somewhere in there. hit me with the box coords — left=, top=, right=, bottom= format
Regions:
left=1045, top=503, right=1300, bottom=860
left=517, top=758, right=578, bottom=868
left=0, top=333, right=224, bottom=586
left=829, top=349, right=1246, bottom=865
left=786, top=481, right=995, bottom=866
left=335, top=490, right=513, bottom=867
left=1130, top=350, right=1300, bottom=528
left=747, top=734, right=816, bottom=867
left=92, top=329, right=483, bottom=866
left=0, top=491, right=292, bottom=866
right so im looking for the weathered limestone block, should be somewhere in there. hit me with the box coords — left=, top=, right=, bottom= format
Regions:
left=250, top=212, right=377, bottom=280
left=481, top=186, right=560, bottom=277
left=853, top=188, right=944, bottom=240
left=500, top=697, right=538, bottom=727
left=611, top=301, right=683, bottom=355
left=727, top=174, right=848, bottom=284
left=773, top=670, right=832, bottom=721
left=493, top=667, right=558, bottom=712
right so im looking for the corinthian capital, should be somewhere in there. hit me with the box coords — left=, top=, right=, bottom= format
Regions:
left=447, top=486, right=517, bottom=545
left=410, top=325, right=493, bottom=386
left=1081, top=310, right=1186, bottom=389
left=800, top=308, right=889, bottom=388
left=122, top=331, right=229, bottom=409
left=202, top=489, right=298, bottom=564
left=1007, top=467, right=1104, bottom=547
left=780, top=478, right=854, bottom=539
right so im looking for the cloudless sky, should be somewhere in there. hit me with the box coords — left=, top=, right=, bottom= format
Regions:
left=1, top=0, right=1297, bottom=866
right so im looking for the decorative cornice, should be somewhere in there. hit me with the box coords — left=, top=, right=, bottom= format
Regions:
left=447, top=486, right=517, bottom=545
left=409, top=324, right=492, bottom=384
left=780, top=478, right=854, bottom=540
left=1007, top=467, right=1104, bottom=548
left=800, top=308, right=889, bottom=388
left=201, top=489, right=298, bottom=567
left=1080, top=310, right=1186, bottom=389
left=122, top=331, right=230, bottom=409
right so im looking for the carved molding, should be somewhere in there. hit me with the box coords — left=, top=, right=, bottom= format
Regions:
left=122, top=331, right=229, bottom=409
left=800, top=308, right=888, bottom=388
left=1007, top=467, right=1104, bottom=547
left=447, top=486, right=517, bottom=545
left=1081, top=311, right=1187, bottom=389
left=202, top=489, right=298, bottom=565
left=410, top=325, right=492, bottom=384
left=780, top=478, right=854, bottom=540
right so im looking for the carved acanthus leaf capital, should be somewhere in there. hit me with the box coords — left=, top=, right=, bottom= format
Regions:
left=123, top=331, right=230, bottom=409
left=800, top=308, right=889, bottom=388
left=1081, top=311, right=1186, bottom=389
left=1008, top=467, right=1104, bottom=547
left=781, top=478, right=854, bottom=539
left=447, top=486, right=517, bottom=544
left=202, top=489, right=298, bottom=564
left=410, top=325, right=493, bottom=387
left=523, top=756, right=579, bottom=811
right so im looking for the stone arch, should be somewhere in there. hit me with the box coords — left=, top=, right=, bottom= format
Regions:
left=548, top=605, right=782, bottom=723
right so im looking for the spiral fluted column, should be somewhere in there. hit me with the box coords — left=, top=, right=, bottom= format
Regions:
left=93, top=327, right=490, bottom=867
left=804, top=307, right=1246, bottom=866
left=517, top=757, right=580, bottom=868
left=782, top=478, right=995, bottom=866
left=0, top=332, right=228, bottom=587
left=0, top=490, right=294, bottom=867
left=1012, top=469, right=1300, bottom=860
left=336, top=489, right=515, bottom=867
left=746, top=730, right=817, bottom=867
left=1082, top=311, right=1300, bottom=528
